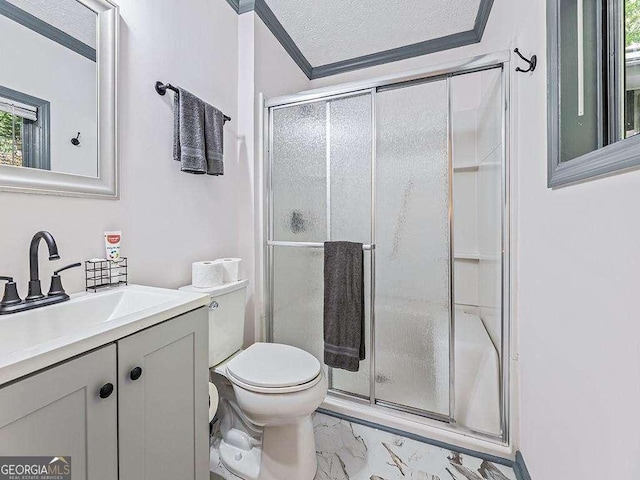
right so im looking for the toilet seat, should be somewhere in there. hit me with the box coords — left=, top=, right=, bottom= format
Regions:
left=225, top=343, right=322, bottom=394
left=226, top=370, right=323, bottom=394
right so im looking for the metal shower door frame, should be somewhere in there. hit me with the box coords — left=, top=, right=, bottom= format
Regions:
left=263, top=50, right=511, bottom=444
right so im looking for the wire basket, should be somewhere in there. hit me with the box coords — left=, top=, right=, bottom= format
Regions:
left=85, top=257, right=128, bottom=292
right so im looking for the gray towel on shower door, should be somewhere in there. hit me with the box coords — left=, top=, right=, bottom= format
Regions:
left=323, top=241, right=365, bottom=372
left=173, top=87, right=224, bottom=175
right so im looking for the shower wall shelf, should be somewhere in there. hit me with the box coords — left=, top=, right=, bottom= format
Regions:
left=454, top=252, right=481, bottom=261
left=453, top=164, right=480, bottom=172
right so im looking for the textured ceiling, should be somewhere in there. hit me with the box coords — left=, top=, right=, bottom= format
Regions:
left=7, top=0, right=96, bottom=48
left=263, top=0, right=482, bottom=66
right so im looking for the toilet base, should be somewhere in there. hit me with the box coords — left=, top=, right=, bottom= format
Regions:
left=219, top=439, right=261, bottom=480
left=259, top=416, right=318, bottom=480
left=219, top=416, right=318, bottom=480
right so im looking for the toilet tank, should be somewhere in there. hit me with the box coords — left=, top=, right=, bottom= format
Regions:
left=179, top=279, right=248, bottom=367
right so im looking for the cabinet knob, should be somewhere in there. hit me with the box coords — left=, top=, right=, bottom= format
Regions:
left=129, top=366, right=143, bottom=381
left=99, top=382, right=114, bottom=399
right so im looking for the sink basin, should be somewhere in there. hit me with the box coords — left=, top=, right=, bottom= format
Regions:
left=0, top=285, right=209, bottom=385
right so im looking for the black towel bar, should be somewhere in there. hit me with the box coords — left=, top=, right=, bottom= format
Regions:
left=155, top=81, right=231, bottom=123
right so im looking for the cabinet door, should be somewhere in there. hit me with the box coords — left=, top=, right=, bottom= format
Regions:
left=118, top=308, right=209, bottom=480
left=0, top=345, right=118, bottom=480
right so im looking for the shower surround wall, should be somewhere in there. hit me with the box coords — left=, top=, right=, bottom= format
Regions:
left=452, top=70, right=504, bottom=353
left=450, top=68, right=504, bottom=436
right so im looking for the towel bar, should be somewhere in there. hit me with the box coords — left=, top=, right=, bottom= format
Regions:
left=155, top=81, right=231, bottom=123
left=267, top=241, right=375, bottom=250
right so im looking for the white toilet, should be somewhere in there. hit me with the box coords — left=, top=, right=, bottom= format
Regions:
left=179, top=280, right=328, bottom=480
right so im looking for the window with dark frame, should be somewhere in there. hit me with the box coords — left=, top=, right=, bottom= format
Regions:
left=0, top=87, right=50, bottom=171
left=548, top=0, right=640, bottom=187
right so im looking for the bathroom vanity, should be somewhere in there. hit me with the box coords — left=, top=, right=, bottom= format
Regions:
left=0, top=285, right=210, bottom=480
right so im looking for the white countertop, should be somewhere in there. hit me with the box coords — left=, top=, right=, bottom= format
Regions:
left=0, top=285, right=209, bottom=385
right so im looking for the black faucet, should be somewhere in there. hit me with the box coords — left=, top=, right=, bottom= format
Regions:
left=26, top=231, right=60, bottom=301
left=0, top=231, right=80, bottom=315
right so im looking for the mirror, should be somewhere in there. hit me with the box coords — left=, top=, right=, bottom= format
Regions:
left=548, top=0, right=640, bottom=187
left=0, top=0, right=117, bottom=197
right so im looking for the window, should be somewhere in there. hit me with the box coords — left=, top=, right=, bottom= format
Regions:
left=625, top=1, right=640, bottom=136
left=548, top=0, right=640, bottom=186
left=0, top=97, right=36, bottom=167
left=0, top=86, right=50, bottom=170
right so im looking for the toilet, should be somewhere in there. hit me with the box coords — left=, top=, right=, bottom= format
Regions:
left=179, top=280, right=328, bottom=480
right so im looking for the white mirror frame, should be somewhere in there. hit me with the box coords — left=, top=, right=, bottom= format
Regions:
left=0, top=0, right=118, bottom=198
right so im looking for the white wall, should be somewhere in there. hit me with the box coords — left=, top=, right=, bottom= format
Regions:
left=514, top=5, right=640, bottom=480
left=310, top=0, right=640, bottom=478
left=236, top=11, right=310, bottom=344
left=0, top=0, right=241, bottom=299
left=0, top=15, right=98, bottom=176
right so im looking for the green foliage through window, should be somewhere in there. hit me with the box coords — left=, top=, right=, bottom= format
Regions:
left=0, top=111, right=24, bottom=167
left=627, top=0, right=640, bottom=47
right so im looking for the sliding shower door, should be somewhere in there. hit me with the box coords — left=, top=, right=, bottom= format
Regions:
left=269, top=92, right=373, bottom=399
left=266, top=58, right=509, bottom=440
left=374, top=79, right=452, bottom=418
left=269, top=83, right=453, bottom=420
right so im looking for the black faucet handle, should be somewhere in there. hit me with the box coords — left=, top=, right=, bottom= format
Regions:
left=0, top=276, right=22, bottom=306
left=54, top=263, right=82, bottom=276
left=48, top=263, right=81, bottom=297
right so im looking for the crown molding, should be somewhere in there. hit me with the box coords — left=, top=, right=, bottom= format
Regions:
left=310, top=29, right=480, bottom=79
left=238, top=0, right=255, bottom=15
left=224, top=0, right=239, bottom=13
left=224, top=0, right=494, bottom=80
left=475, top=0, right=495, bottom=38
left=253, top=0, right=313, bottom=78
left=514, top=451, right=532, bottom=480
left=0, top=0, right=96, bottom=61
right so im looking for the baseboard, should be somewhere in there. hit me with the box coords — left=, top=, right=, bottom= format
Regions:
left=316, top=408, right=533, bottom=479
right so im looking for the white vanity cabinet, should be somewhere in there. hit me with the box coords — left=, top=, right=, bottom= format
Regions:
left=0, top=307, right=208, bottom=480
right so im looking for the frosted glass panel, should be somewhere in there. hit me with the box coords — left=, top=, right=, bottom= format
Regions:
left=375, top=79, right=451, bottom=416
left=326, top=93, right=372, bottom=397
left=272, top=247, right=325, bottom=362
left=272, top=102, right=327, bottom=242
left=329, top=94, right=372, bottom=243
left=270, top=94, right=373, bottom=398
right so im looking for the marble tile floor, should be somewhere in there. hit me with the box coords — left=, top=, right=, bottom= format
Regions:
left=210, top=412, right=517, bottom=480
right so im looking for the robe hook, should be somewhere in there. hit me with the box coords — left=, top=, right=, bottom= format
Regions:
left=514, top=48, right=537, bottom=73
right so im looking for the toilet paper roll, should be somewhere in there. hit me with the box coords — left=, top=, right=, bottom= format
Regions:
left=208, top=382, right=219, bottom=423
left=192, top=261, right=223, bottom=288
left=220, top=258, right=241, bottom=283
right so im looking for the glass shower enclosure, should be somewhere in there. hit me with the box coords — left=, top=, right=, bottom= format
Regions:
left=265, top=54, right=510, bottom=442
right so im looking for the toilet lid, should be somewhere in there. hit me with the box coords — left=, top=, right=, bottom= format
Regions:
left=225, top=343, right=321, bottom=389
